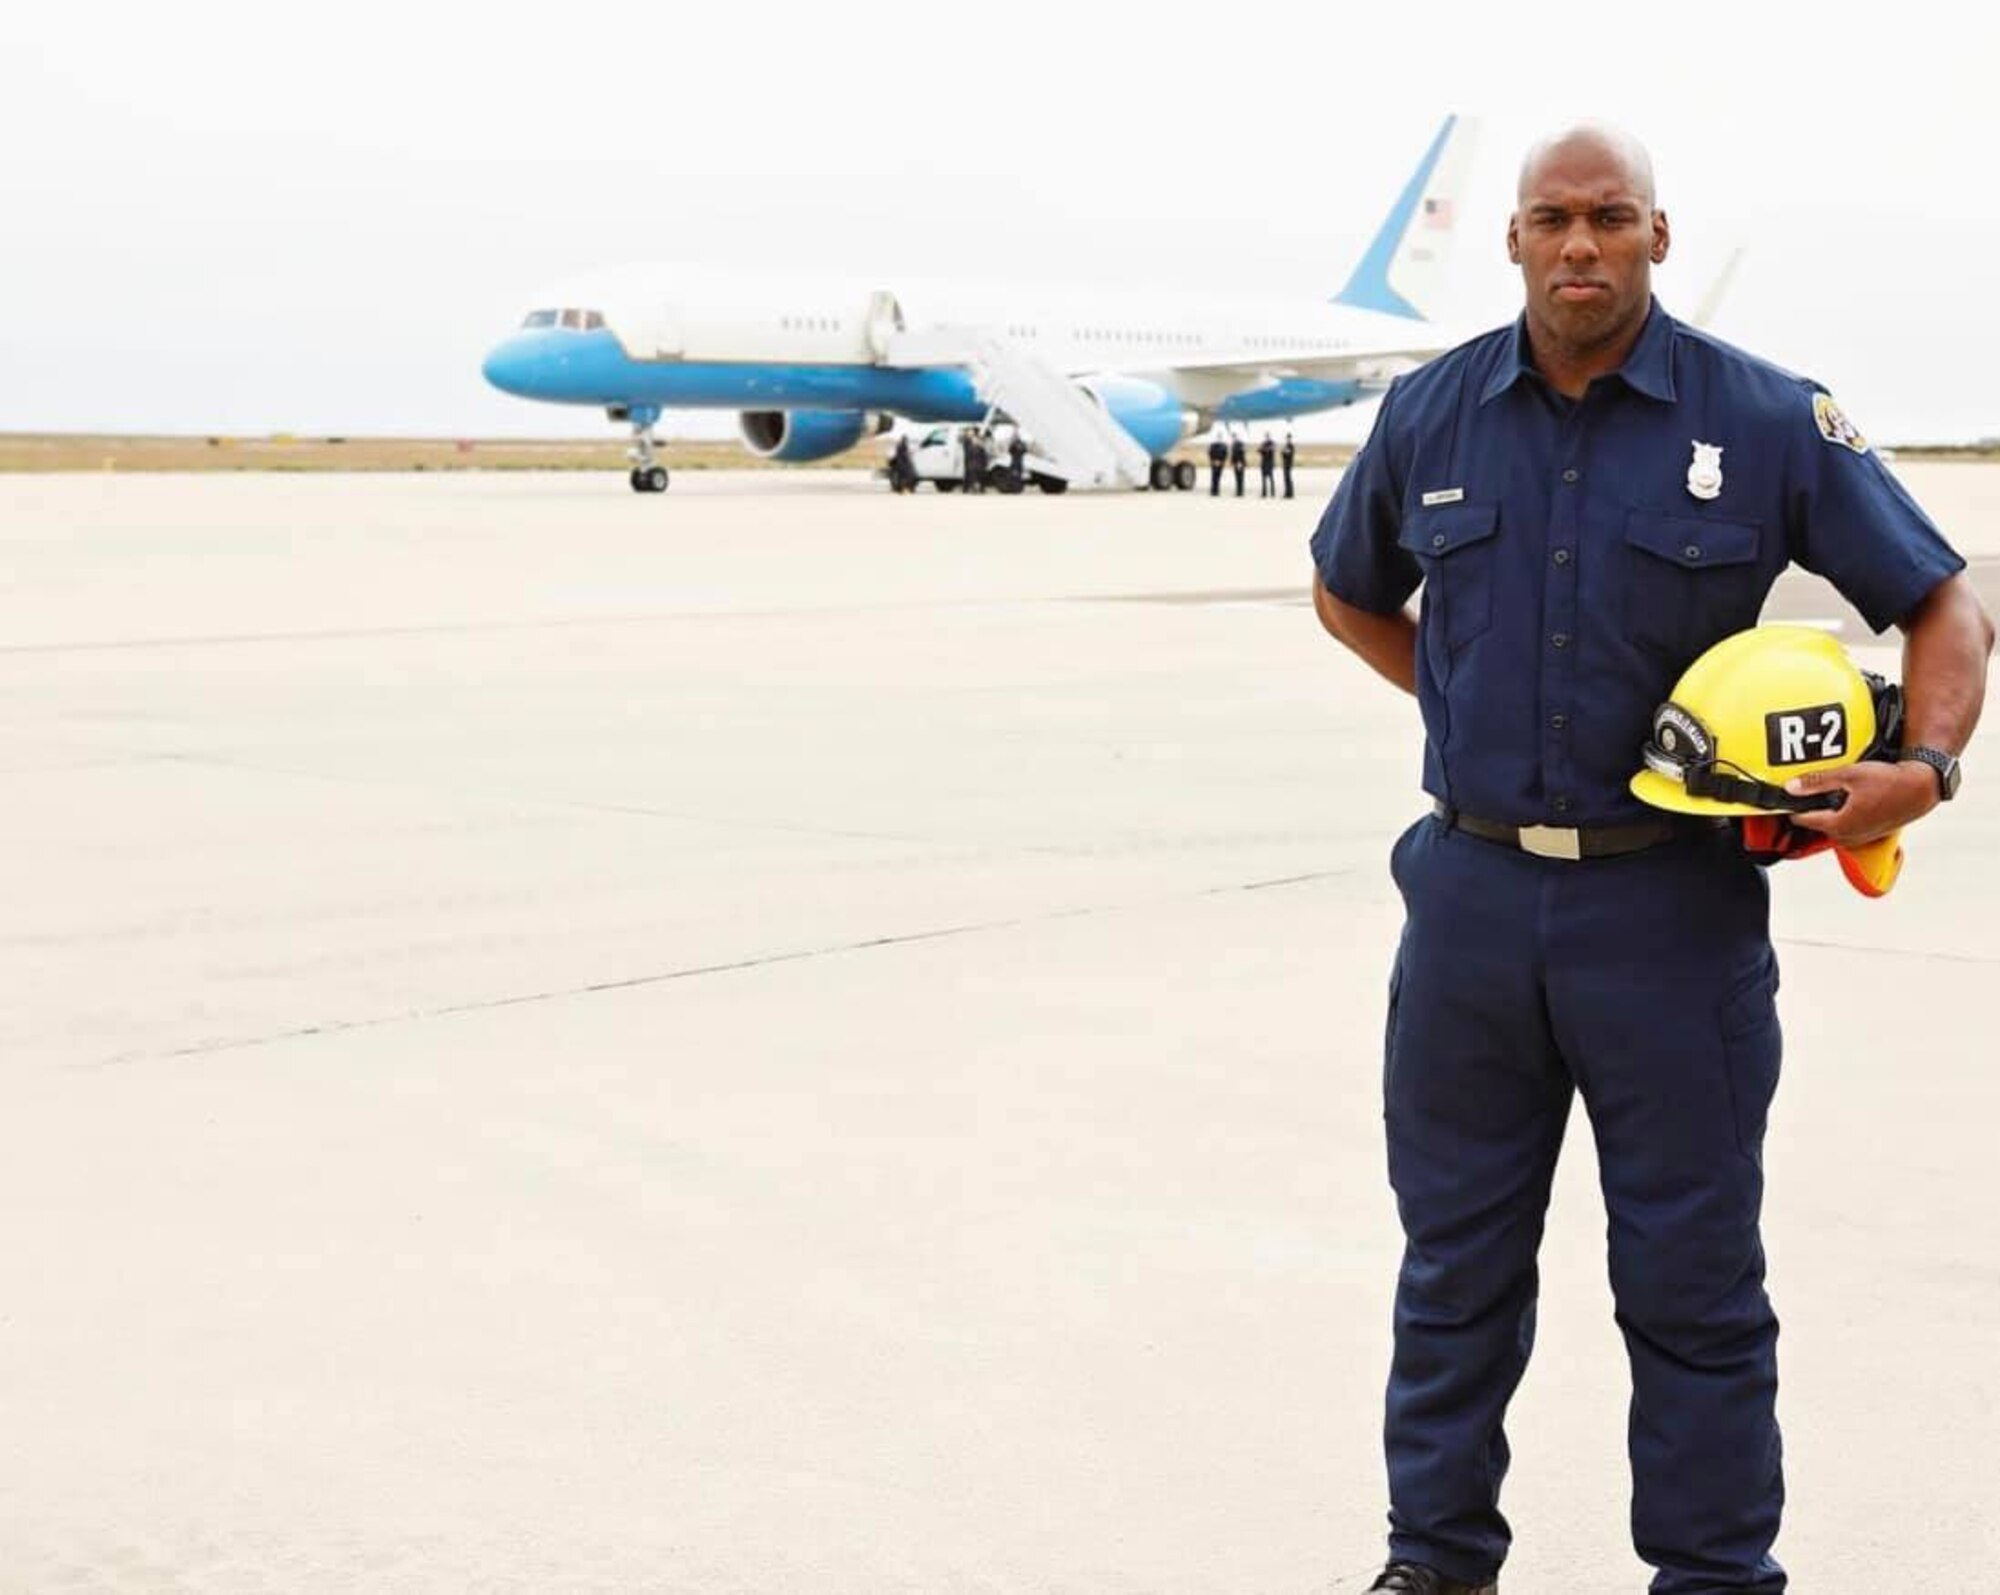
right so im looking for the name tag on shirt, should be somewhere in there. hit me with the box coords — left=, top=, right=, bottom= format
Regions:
left=1421, top=488, right=1465, bottom=507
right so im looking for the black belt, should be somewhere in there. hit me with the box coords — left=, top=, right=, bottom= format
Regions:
left=1433, top=801, right=1691, bottom=860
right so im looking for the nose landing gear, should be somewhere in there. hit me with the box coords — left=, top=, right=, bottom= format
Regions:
left=618, top=405, right=670, bottom=493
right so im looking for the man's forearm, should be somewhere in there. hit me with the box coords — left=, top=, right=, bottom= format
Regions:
left=1901, top=572, right=1996, bottom=755
left=1312, top=576, right=1419, bottom=696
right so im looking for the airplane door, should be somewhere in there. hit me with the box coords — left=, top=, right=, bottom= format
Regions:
left=651, top=304, right=684, bottom=360
left=864, top=290, right=905, bottom=362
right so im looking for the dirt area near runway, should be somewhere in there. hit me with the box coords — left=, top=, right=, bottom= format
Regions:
left=6, top=431, right=1993, bottom=478
left=0, top=433, right=1347, bottom=475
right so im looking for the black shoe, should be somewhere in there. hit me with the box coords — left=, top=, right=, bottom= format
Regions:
left=1365, top=1562, right=1497, bottom=1595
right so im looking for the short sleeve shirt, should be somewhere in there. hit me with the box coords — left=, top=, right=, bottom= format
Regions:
left=1308, top=300, right=1966, bottom=824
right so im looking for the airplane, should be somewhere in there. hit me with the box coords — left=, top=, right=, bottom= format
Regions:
left=481, top=116, right=1479, bottom=494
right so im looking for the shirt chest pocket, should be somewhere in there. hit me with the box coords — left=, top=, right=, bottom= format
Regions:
left=1398, top=502, right=1500, bottom=657
left=1620, top=510, right=1768, bottom=660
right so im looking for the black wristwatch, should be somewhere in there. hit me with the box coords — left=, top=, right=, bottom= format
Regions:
left=1901, top=745, right=1962, bottom=802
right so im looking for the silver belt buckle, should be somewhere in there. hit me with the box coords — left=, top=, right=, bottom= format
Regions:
left=1517, top=824, right=1583, bottom=861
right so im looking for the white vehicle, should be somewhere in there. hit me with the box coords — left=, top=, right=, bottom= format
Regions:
left=901, top=424, right=1073, bottom=494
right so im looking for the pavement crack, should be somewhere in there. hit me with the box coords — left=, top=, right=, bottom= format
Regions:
left=83, top=867, right=1359, bottom=1069
left=140, top=749, right=971, bottom=851
left=1774, top=934, right=2000, bottom=966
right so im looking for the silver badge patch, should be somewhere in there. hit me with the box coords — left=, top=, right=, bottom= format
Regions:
left=1686, top=440, right=1723, bottom=501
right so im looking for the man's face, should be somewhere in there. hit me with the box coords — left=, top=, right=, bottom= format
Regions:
left=1508, top=139, right=1668, bottom=351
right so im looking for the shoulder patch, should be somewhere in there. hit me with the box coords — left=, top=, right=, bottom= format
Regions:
left=1812, top=391, right=1870, bottom=455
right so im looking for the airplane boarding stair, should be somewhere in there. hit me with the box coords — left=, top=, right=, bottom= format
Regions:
left=886, top=327, right=1155, bottom=490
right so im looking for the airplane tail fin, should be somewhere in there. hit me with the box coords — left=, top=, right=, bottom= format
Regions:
left=1334, top=114, right=1481, bottom=322
left=1690, top=244, right=1747, bottom=331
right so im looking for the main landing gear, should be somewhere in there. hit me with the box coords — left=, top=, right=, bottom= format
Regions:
left=1147, top=458, right=1200, bottom=492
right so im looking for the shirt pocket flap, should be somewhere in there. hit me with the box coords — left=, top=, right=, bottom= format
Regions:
left=1624, top=509, right=1762, bottom=570
left=1399, top=502, right=1499, bottom=558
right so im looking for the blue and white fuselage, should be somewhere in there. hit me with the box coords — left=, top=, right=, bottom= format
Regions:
left=481, top=116, right=1479, bottom=490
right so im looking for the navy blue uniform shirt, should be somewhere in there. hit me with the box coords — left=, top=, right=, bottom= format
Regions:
left=1310, top=300, right=1966, bottom=824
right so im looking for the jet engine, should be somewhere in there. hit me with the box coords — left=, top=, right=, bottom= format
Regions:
left=1077, top=377, right=1199, bottom=458
left=738, top=409, right=892, bottom=463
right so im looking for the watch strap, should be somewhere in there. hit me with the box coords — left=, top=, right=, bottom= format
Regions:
left=1901, top=745, right=1961, bottom=801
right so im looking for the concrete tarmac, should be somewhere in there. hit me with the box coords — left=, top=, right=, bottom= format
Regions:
left=3, top=466, right=1997, bottom=1591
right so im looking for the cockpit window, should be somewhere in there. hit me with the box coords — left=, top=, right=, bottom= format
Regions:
left=523, top=308, right=605, bottom=332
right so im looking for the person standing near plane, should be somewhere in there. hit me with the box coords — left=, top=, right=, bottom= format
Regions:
left=1208, top=433, right=1228, bottom=496
left=963, top=427, right=987, bottom=494
left=1282, top=430, right=1296, bottom=499
left=1229, top=433, right=1247, bottom=498
left=1258, top=433, right=1277, bottom=498
left=1008, top=428, right=1028, bottom=488
left=1309, top=122, right=1990, bottom=1595
left=888, top=434, right=915, bottom=494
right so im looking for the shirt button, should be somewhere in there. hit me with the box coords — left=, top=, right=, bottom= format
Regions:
left=1553, top=548, right=1571, bottom=566
left=1683, top=544, right=1702, bottom=560
left=1551, top=713, right=1568, bottom=730
left=1553, top=796, right=1573, bottom=814
left=1432, top=533, right=1447, bottom=548
left=1552, top=633, right=1569, bottom=649
left=1561, top=468, right=1580, bottom=484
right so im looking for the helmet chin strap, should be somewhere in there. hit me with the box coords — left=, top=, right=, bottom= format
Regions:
left=1681, top=761, right=1846, bottom=813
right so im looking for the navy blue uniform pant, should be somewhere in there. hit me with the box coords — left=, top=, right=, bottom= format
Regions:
left=1383, top=814, right=1786, bottom=1594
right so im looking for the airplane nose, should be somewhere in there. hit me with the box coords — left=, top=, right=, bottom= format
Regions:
left=482, top=335, right=538, bottom=396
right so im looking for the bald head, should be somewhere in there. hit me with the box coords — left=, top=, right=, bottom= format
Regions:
left=1518, top=123, right=1657, bottom=209
left=1507, top=123, right=1670, bottom=374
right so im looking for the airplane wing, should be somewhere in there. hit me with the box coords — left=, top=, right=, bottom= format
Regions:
left=1135, top=330, right=1457, bottom=407
left=1156, top=338, right=1448, bottom=382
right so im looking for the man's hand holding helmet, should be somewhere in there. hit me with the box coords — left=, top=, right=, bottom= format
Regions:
left=1781, top=759, right=1937, bottom=845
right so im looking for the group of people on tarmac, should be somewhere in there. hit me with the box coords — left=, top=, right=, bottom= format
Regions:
left=888, top=423, right=1297, bottom=497
left=1206, top=428, right=1296, bottom=499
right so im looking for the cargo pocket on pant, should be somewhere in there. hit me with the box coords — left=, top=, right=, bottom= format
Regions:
left=1719, top=964, right=1783, bottom=1160
left=1381, top=955, right=1405, bottom=1117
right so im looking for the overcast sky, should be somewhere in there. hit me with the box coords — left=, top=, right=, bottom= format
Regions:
left=6, top=1, right=1996, bottom=444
